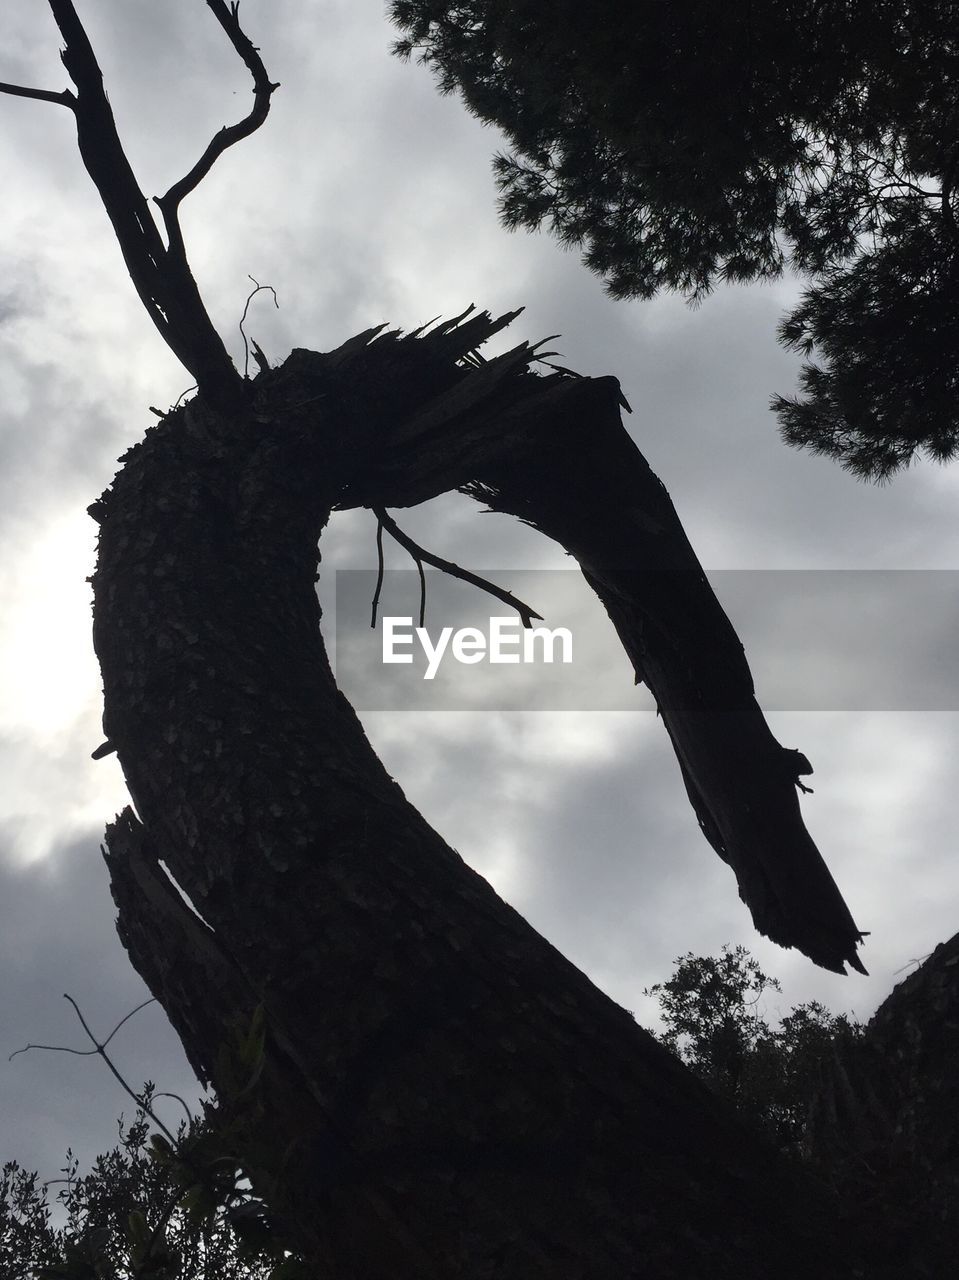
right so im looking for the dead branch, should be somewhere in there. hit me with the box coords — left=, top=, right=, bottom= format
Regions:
left=46, top=0, right=172, bottom=336
left=322, top=311, right=865, bottom=974
left=2, top=1, right=262, bottom=406
left=373, top=506, right=544, bottom=628
left=155, top=0, right=279, bottom=261
left=0, top=80, right=75, bottom=107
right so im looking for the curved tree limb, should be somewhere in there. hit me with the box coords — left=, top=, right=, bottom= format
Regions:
left=155, top=0, right=279, bottom=262
left=319, top=315, right=866, bottom=975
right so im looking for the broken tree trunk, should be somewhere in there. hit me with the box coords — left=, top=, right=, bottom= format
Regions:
left=93, top=313, right=866, bottom=1277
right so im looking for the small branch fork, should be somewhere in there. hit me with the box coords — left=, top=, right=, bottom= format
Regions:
left=0, top=0, right=278, bottom=407
left=9, top=994, right=183, bottom=1147
left=156, top=1, right=280, bottom=263
left=370, top=506, right=543, bottom=630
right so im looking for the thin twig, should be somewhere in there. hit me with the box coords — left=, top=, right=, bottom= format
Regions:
left=173, top=383, right=198, bottom=410
left=372, top=507, right=543, bottom=628
left=9, top=996, right=156, bottom=1061
left=101, top=997, right=158, bottom=1048
left=155, top=0, right=279, bottom=260
left=10, top=994, right=183, bottom=1150
left=9, top=1039, right=97, bottom=1060
left=414, top=548, right=427, bottom=627
left=371, top=516, right=386, bottom=628
left=154, top=1091, right=196, bottom=1125
left=13, top=991, right=230, bottom=1265
left=62, top=995, right=181, bottom=1147
left=239, top=275, right=278, bottom=378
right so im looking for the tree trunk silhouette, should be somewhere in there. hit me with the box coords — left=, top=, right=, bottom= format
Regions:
left=4, top=4, right=877, bottom=1275
left=91, top=319, right=862, bottom=1277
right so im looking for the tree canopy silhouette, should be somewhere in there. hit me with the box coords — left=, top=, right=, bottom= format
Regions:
left=390, top=0, right=959, bottom=479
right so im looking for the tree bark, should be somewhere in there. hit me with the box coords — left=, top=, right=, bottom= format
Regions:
left=804, top=929, right=959, bottom=1276
left=92, top=315, right=866, bottom=1276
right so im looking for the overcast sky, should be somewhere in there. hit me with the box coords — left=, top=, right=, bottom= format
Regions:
left=2, top=0, right=959, bottom=1188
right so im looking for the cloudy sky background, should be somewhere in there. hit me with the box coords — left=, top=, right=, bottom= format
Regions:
left=2, top=0, right=959, bottom=1184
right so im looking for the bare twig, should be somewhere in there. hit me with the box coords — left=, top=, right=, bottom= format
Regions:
left=10, top=993, right=180, bottom=1148
left=414, top=548, right=427, bottom=628
left=154, top=1091, right=196, bottom=1125
left=402, top=540, right=425, bottom=624
left=372, top=507, right=543, bottom=628
left=371, top=516, right=386, bottom=628
left=149, top=384, right=199, bottom=417
left=63, top=994, right=181, bottom=1148
left=9, top=996, right=156, bottom=1061
left=173, top=383, right=199, bottom=411
left=239, top=275, right=279, bottom=378
left=154, top=0, right=279, bottom=261
left=101, top=997, right=159, bottom=1048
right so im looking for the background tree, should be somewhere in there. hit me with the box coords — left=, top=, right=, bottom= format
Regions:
left=390, top=0, right=959, bottom=478
left=647, top=938, right=959, bottom=1277
left=1, top=1099, right=276, bottom=1280
left=8, top=937, right=958, bottom=1279
left=646, top=945, right=863, bottom=1150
